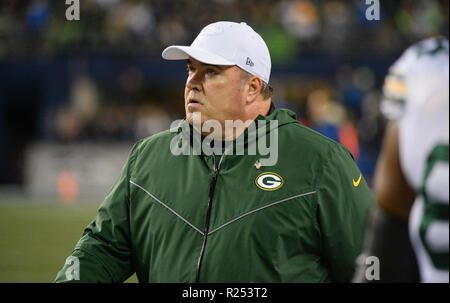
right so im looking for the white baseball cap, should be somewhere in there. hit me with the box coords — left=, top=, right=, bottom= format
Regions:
left=162, top=21, right=271, bottom=84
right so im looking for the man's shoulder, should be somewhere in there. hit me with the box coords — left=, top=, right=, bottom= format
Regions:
left=280, top=120, right=349, bottom=157
left=142, top=128, right=176, bottom=144
left=131, top=128, right=178, bottom=155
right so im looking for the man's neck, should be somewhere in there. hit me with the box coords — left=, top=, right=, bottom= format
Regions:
left=222, top=100, right=274, bottom=141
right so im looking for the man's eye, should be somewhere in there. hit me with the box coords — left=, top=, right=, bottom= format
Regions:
left=206, top=69, right=217, bottom=75
left=187, top=66, right=194, bottom=73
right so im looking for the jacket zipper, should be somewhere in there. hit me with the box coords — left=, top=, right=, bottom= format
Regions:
left=195, top=155, right=220, bottom=282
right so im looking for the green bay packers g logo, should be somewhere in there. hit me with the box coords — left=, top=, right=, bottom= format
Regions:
left=255, top=172, right=284, bottom=191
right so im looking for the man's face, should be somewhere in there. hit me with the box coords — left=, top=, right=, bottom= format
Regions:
left=184, top=58, right=247, bottom=126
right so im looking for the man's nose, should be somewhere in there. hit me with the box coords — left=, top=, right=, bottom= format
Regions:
left=186, top=72, right=202, bottom=91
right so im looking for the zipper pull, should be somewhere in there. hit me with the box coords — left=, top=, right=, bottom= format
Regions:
left=208, top=169, right=218, bottom=198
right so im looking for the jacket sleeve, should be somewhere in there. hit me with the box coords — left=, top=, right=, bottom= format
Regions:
left=54, top=141, right=141, bottom=283
left=316, top=144, right=374, bottom=282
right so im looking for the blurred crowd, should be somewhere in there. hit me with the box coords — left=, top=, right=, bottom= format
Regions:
left=0, top=0, right=448, bottom=185
left=0, top=0, right=447, bottom=58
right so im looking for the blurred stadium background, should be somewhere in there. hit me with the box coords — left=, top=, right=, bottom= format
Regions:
left=0, top=0, right=448, bottom=282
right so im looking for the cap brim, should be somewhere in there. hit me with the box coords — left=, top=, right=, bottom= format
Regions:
left=162, top=46, right=234, bottom=66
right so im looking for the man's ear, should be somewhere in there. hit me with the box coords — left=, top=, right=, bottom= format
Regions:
left=246, top=76, right=263, bottom=104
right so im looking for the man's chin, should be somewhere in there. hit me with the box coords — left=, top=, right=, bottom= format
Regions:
left=186, top=112, right=205, bottom=125
left=187, top=102, right=205, bottom=113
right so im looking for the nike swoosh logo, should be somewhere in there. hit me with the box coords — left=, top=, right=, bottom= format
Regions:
left=353, top=173, right=362, bottom=187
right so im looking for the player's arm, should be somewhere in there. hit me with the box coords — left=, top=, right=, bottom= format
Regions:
left=374, top=121, right=415, bottom=220
left=353, top=121, right=420, bottom=282
left=54, top=142, right=142, bottom=283
left=316, top=144, right=374, bottom=282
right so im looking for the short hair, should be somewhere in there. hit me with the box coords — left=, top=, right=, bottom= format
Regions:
left=241, top=70, right=273, bottom=100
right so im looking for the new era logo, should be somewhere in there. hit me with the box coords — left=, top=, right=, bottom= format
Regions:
left=246, top=57, right=254, bottom=67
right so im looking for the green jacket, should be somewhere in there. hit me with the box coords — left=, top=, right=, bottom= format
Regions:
left=55, top=109, right=373, bottom=283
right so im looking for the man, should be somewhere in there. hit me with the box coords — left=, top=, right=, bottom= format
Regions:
left=353, top=37, right=449, bottom=283
left=55, top=21, right=373, bottom=283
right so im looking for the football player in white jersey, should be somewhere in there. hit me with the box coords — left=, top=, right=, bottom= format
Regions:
left=354, top=37, right=449, bottom=283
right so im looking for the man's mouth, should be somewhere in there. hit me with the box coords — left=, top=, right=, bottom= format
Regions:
left=188, top=98, right=202, bottom=104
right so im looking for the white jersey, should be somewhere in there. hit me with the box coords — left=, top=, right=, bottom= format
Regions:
left=381, top=37, right=449, bottom=283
